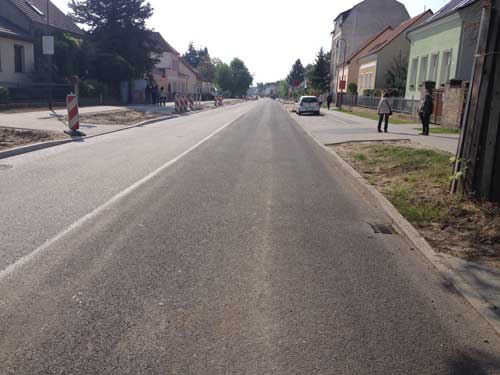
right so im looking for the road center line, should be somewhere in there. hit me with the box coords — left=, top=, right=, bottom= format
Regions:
left=0, top=108, right=251, bottom=282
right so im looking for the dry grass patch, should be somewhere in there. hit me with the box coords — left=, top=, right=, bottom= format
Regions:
left=0, top=127, right=67, bottom=151
left=334, top=140, right=500, bottom=269
left=79, top=110, right=162, bottom=125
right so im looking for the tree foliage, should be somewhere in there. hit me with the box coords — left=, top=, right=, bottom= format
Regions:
left=385, top=51, right=408, bottom=96
left=309, top=47, right=330, bottom=93
left=214, top=58, right=253, bottom=97
left=287, top=59, right=305, bottom=86
left=69, top=0, right=160, bottom=85
left=183, top=43, right=215, bottom=82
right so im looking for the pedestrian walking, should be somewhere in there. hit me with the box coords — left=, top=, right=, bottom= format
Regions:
left=152, top=85, right=159, bottom=106
left=145, top=84, right=152, bottom=105
left=327, top=94, right=333, bottom=110
left=160, top=87, right=167, bottom=106
left=377, top=92, right=392, bottom=133
left=419, top=90, right=433, bottom=136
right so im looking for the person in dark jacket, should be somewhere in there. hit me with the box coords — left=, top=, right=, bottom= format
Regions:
left=419, top=91, right=434, bottom=136
left=327, top=94, right=333, bottom=110
left=377, top=92, right=392, bottom=133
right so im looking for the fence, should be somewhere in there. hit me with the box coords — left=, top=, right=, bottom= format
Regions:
left=338, top=94, right=420, bottom=115
left=4, top=83, right=73, bottom=105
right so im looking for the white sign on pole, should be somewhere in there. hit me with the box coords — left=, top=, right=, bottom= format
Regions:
left=42, top=36, right=54, bottom=55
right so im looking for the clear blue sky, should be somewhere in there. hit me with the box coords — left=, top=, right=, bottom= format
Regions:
left=51, top=0, right=449, bottom=83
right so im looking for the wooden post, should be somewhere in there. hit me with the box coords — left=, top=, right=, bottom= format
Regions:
left=453, top=0, right=500, bottom=201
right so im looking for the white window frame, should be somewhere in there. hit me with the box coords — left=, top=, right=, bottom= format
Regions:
left=429, top=53, right=439, bottom=83
left=409, top=57, right=419, bottom=91
left=440, top=49, right=453, bottom=86
left=418, top=55, right=429, bottom=87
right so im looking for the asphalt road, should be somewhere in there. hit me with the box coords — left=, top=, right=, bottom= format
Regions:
left=0, top=100, right=499, bottom=374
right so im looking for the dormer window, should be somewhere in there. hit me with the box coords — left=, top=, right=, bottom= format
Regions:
left=26, top=1, right=45, bottom=16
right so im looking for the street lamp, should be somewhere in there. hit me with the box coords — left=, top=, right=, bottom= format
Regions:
left=336, top=38, right=347, bottom=110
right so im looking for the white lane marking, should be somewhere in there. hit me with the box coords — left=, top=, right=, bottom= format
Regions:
left=0, top=108, right=252, bottom=281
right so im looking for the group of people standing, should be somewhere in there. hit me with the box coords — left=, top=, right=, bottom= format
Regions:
left=377, top=91, right=434, bottom=135
left=145, top=84, right=168, bottom=106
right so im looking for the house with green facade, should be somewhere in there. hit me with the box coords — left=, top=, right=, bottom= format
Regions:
left=404, top=0, right=481, bottom=99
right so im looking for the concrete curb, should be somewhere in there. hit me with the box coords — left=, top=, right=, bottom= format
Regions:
left=0, top=105, right=222, bottom=160
left=286, top=107, right=500, bottom=336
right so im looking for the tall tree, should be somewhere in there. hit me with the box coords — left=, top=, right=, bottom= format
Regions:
left=385, top=51, right=408, bottom=96
left=310, top=47, right=330, bottom=93
left=287, top=59, right=305, bottom=87
left=69, top=0, right=160, bottom=86
left=214, top=62, right=233, bottom=94
left=183, top=42, right=199, bottom=67
left=230, top=58, right=253, bottom=97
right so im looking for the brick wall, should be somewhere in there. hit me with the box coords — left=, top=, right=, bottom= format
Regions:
left=441, top=80, right=467, bottom=129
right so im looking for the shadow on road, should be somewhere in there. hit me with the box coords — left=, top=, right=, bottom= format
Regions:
left=447, top=349, right=500, bottom=374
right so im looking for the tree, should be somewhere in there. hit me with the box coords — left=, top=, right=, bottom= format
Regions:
left=287, top=59, right=305, bottom=87
left=230, top=58, right=253, bottom=97
left=69, top=0, right=160, bottom=87
left=385, top=51, right=408, bottom=96
left=183, top=42, right=200, bottom=67
left=214, top=62, right=233, bottom=94
left=278, top=80, right=289, bottom=98
left=309, top=47, right=330, bottom=93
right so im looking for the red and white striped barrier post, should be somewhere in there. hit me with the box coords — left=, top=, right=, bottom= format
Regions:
left=189, top=94, right=194, bottom=111
left=175, top=94, right=180, bottom=113
left=183, top=94, right=189, bottom=112
left=65, top=94, right=85, bottom=136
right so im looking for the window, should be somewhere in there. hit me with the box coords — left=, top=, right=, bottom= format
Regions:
left=368, top=73, right=373, bottom=89
left=440, top=50, right=452, bottom=86
left=429, top=53, right=439, bottom=82
left=409, top=57, right=418, bottom=90
left=418, top=56, right=428, bottom=87
left=14, top=45, right=24, bottom=73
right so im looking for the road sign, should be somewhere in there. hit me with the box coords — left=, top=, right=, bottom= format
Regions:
left=42, top=36, right=54, bottom=55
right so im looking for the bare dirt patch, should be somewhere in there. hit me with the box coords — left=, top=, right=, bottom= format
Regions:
left=78, top=110, right=163, bottom=125
left=333, top=140, right=500, bottom=269
left=0, top=127, right=67, bottom=151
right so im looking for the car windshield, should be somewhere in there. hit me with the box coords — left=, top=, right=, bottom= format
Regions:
left=301, top=97, right=318, bottom=103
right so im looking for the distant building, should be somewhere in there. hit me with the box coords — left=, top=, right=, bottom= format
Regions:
left=0, top=0, right=83, bottom=87
left=405, top=0, right=481, bottom=99
left=330, top=0, right=410, bottom=94
left=179, top=57, right=202, bottom=94
left=355, top=11, right=433, bottom=95
left=152, top=33, right=182, bottom=97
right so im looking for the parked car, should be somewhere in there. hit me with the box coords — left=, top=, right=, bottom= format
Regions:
left=296, top=96, right=320, bottom=116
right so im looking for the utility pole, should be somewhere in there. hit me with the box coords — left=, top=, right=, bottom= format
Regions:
left=44, top=0, right=54, bottom=110
left=453, top=0, right=500, bottom=202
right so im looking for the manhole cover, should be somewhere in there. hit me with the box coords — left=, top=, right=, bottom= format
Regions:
left=369, top=223, right=397, bottom=234
left=0, top=164, right=13, bottom=171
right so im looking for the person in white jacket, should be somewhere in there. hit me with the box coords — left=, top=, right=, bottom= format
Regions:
left=377, top=92, right=392, bottom=133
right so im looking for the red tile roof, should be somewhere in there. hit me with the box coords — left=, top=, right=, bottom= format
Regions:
left=357, top=10, right=433, bottom=59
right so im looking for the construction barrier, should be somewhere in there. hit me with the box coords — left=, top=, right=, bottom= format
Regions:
left=67, top=94, right=80, bottom=132
left=218, top=96, right=223, bottom=106
left=175, top=94, right=180, bottom=113
left=188, top=94, right=194, bottom=111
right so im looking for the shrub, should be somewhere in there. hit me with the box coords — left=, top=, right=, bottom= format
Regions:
left=0, top=86, right=9, bottom=103
left=347, top=83, right=358, bottom=94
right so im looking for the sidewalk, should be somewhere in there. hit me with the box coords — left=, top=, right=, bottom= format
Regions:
left=294, top=108, right=460, bottom=154
left=0, top=105, right=133, bottom=136
left=0, top=100, right=236, bottom=137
